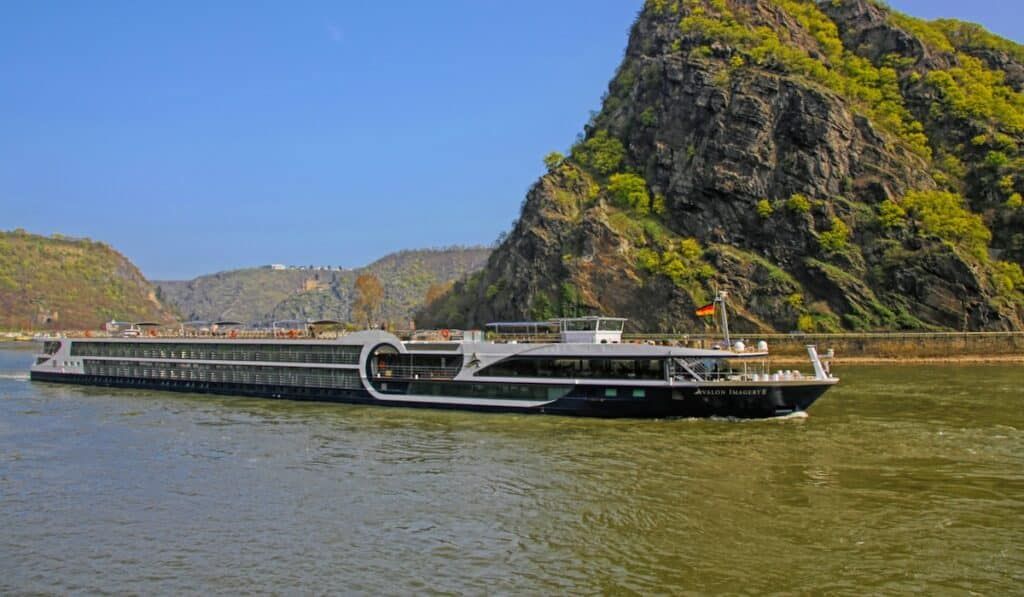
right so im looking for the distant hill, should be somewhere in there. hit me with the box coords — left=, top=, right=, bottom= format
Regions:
left=0, top=229, right=178, bottom=330
left=157, top=247, right=491, bottom=325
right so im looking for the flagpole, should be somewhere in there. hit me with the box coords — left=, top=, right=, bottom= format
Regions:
left=717, top=290, right=730, bottom=347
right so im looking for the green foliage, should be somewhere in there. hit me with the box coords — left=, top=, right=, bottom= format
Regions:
left=756, top=199, right=773, bottom=218
left=652, top=193, right=667, bottom=215
left=607, top=173, right=652, bottom=216
left=679, top=0, right=931, bottom=157
left=0, top=230, right=177, bottom=329
left=559, top=282, right=582, bottom=316
left=992, top=261, right=1024, bottom=295
left=543, top=151, right=565, bottom=171
left=902, top=190, right=992, bottom=260
left=984, top=151, right=1010, bottom=168
left=168, top=247, right=491, bottom=327
left=639, top=107, right=657, bottom=127
left=786, top=193, right=811, bottom=214
left=924, top=58, right=1024, bottom=134
left=998, top=175, right=1015, bottom=196
left=529, top=292, right=556, bottom=321
left=888, top=10, right=1024, bottom=136
left=572, top=130, right=626, bottom=175
left=818, top=217, right=851, bottom=253
left=635, top=237, right=715, bottom=289
left=889, top=12, right=955, bottom=53
left=1007, top=193, right=1024, bottom=209
left=937, top=153, right=967, bottom=179
left=934, top=19, right=1024, bottom=64
left=877, top=199, right=907, bottom=229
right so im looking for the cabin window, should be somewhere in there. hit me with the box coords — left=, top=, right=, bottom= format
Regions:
left=476, top=357, right=664, bottom=379
left=597, top=320, right=624, bottom=332
left=562, top=319, right=598, bottom=331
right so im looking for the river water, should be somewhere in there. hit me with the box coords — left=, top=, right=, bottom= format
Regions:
left=1, top=346, right=1021, bottom=594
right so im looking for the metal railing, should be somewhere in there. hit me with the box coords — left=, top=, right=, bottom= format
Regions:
left=374, top=365, right=461, bottom=380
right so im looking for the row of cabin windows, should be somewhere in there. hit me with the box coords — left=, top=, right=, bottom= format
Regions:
left=374, top=381, right=646, bottom=401
left=70, top=342, right=360, bottom=364
left=82, top=360, right=362, bottom=389
left=375, top=380, right=572, bottom=402
left=476, top=357, right=665, bottom=380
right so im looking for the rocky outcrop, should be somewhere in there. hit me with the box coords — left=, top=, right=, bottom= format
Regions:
left=420, top=0, right=1024, bottom=332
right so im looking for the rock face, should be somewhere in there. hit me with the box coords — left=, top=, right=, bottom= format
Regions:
left=421, top=0, right=1024, bottom=332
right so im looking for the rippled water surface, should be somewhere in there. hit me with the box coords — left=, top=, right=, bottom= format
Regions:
left=1, top=346, right=1022, bottom=594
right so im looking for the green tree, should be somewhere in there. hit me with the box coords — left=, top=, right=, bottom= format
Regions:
left=786, top=193, right=811, bottom=214
left=903, top=190, right=992, bottom=260
left=818, top=217, right=851, bottom=253
left=352, top=273, right=384, bottom=327
left=608, top=173, right=651, bottom=216
left=543, top=151, right=565, bottom=171
left=878, top=199, right=907, bottom=229
left=573, top=130, right=626, bottom=175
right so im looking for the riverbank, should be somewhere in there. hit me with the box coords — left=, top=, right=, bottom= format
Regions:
left=625, top=331, right=1024, bottom=362
left=769, top=354, right=1024, bottom=365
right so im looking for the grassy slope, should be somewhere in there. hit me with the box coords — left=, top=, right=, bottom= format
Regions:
left=0, top=230, right=177, bottom=330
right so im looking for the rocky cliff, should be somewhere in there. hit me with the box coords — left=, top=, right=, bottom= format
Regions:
left=421, top=0, right=1024, bottom=332
left=0, top=230, right=178, bottom=330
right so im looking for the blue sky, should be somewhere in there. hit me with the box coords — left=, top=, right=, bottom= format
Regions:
left=1, top=1, right=1020, bottom=280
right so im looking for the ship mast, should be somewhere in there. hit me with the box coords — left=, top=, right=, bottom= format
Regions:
left=716, top=290, right=730, bottom=347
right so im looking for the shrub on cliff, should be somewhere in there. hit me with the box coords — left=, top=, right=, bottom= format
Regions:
left=903, top=190, right=992, bottom=260
left=543, top=151, right=565, bottom=171
left=608, top=173, right=651, bottom=216
left=572, top=130, right=625, bottom=175
left=786, top=193, right=811, bottom=213
left=818, top=218, right=851, bottom=253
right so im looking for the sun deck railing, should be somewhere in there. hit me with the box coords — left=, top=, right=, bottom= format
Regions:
left=374, top=365, right=461, bottom=380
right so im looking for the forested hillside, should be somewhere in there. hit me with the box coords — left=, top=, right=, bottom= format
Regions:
left=158, top=247, right=490, bottom=325
left=0, top=229, right=177, bottom=330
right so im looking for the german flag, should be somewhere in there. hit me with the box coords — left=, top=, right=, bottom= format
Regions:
left=695, top=303, right=716, bottom=317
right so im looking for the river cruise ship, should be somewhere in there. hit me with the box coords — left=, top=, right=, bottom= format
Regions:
left=30, top=316, right=837, bottom=418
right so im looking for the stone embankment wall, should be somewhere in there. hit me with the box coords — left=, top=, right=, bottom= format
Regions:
left=629, top=333, right=1024, bottom=360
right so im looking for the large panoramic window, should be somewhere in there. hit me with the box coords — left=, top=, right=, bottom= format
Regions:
left=475, top=357, right=664, bottom=380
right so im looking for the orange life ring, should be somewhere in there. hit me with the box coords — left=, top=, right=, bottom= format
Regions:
left=229, top=329, right=238, bottom=339
left=288, top=329, right=298, bottom=338
left=440, top=328, right=451, bottom=339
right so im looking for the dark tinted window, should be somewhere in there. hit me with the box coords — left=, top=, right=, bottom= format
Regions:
left=477, top=357, right=663, bottom=379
